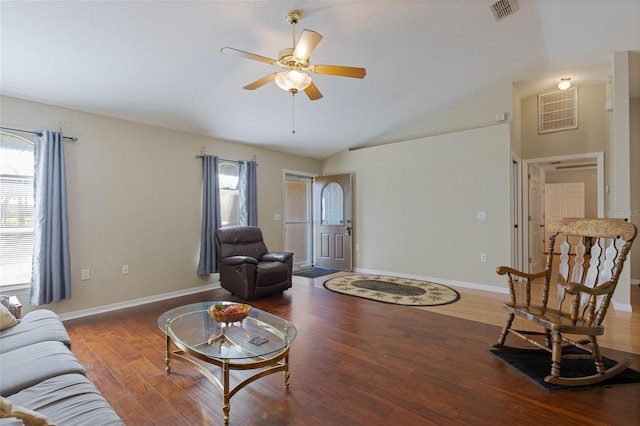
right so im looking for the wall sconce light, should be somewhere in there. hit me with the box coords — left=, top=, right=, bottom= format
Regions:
left=557, top=77, right=572, bottom=90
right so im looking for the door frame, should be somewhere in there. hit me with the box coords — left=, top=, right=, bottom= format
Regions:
left=282, top=169, right=317, bottom=271
left=521, top=152, right=604, bottom=272
left=511, top=153, right=523, bottom=273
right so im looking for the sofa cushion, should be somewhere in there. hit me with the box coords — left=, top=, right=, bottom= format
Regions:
left=7, top=373, right=124, bottom=426
left=0, top=341, right=86, bottom=396
left=0, top=305, right=18, bottom=332
left=0, top=310, right=72, bottom=354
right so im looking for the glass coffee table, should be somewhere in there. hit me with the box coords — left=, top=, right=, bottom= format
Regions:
left=157, top=302, right=296, bottom=425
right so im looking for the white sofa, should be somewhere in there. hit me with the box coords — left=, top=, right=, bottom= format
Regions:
left=0, top=304, right=123, bottom=425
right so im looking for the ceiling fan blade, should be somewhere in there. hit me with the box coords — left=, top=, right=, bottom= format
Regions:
left=293, top=30, right=323, bottom=61
left=311, top=64, right=366, bottom=79
left=221, top=47, right=277, bottom=65
left=243, top=73, right=278, bottom=90
left=304, top=81, right=323, bottom=101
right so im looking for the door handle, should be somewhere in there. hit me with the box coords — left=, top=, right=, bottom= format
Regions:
left=345, top=227, right=352, bottom=236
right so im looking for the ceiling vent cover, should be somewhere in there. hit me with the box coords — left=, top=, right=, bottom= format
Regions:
left=538, top=87, right=578, bottom=134
left=490, top=0, right=519, bottom=21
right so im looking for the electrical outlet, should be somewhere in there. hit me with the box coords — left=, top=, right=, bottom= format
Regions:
left=81, top=269, right=91, bottom=280
left=480, top=254, right=487, bottom=263
left=121, top=264, right=129, bottom=275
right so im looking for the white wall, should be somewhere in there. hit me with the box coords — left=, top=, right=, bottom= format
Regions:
left=630, top=97, right=640, bottom=282
left=1, top=95, right=321, bottom=315
left=322, top=123, right=513, bottom=290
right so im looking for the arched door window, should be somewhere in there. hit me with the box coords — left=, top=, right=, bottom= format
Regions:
left=321, top=182, right=344, bottom=225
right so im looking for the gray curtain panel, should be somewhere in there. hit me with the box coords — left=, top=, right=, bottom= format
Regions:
left=197, top=155, right=221, bottom=275
left=239, top=160, right=258, bottom=226
left=30, top=130, right=71, bottom=305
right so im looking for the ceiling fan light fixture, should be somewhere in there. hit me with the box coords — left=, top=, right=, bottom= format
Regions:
left=275, top=70, right=312, bottom=93
left=557, top=77, right=572, bottom=90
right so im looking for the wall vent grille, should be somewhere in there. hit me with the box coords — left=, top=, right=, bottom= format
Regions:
left=538, top=87, right=578, bottom=134
left=490, top=0, right=519, bottom=21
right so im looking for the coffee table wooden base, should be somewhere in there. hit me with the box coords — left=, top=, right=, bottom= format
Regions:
left=164, top=334, right=291, bottom=425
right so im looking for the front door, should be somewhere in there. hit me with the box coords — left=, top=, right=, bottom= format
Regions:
left=314, top=174, right=352, bottom=271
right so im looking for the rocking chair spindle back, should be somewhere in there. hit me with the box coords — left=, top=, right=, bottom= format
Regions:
left=494, top=218, right=637, bottom=386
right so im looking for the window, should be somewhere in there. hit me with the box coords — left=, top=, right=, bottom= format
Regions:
left=0, top=132, right=35, bottom=288
left=218, top=161, right=239, bottom=226
left=321, top=182, right=344, bottom=225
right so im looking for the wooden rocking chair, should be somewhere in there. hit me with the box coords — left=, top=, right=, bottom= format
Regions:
left=493, top=218, right=637, bottom=386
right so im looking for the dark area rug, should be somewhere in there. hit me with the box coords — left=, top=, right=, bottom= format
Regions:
left=490, top=347, right=640, bottom=392
left=323, top=274, right=460, bottom=306
left=294, top=267, right=340, bottom=278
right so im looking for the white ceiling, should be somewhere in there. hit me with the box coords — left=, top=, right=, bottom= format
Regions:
left=1, top=1, right=639, bottom=160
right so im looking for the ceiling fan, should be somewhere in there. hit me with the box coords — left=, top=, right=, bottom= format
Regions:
left=221, top=10, right=366, bottom=101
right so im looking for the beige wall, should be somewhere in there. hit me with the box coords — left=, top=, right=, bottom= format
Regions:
left=1, top=95, right=321, bottom=315
left=521, top=84, right=609, bottom=160
left=322, top=123, right=513, bottom=290
left=629, top=97, right=640, bottom=281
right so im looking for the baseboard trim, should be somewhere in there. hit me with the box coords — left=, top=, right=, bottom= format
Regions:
left=59, top=283, right=221, bottom=321
left=612, top=301, right=632, bottom=312
left=353, top=267, right=509, bottom=295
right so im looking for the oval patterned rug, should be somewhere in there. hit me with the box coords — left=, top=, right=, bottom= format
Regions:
left=323, top=275, right=460, bottom=306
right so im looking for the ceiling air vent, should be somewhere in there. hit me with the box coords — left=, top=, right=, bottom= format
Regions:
left=538, top=87, right=578, bottom=134
left=490, top=0, right=519, bottom=21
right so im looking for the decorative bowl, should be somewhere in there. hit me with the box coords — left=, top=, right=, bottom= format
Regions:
left=208, top=303, right=251, bottom=323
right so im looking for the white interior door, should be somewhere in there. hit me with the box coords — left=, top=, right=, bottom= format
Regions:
left=544, top=182, right=585, bottom=229
left=314, top=174, right=352, bottom=271
left=544, top=182, right=585, bottom=252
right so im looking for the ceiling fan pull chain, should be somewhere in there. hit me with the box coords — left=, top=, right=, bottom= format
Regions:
left=291, top=93, right=296, bottom=134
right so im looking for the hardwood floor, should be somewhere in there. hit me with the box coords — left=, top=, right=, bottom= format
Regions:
left=63, top=275, right=640, bottom=425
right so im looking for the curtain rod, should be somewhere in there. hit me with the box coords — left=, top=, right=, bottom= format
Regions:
left=195, top=148, right=257, bottom=164
left=0, top=126, right=78, bottom=142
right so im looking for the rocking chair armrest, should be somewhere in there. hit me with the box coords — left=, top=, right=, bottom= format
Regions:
left=496, top=266, right=547, bottom=281
left=564, top=280, right=616, bottom=296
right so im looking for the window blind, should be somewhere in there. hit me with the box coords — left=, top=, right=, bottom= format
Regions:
left=0, top=133, right=35, bottom=288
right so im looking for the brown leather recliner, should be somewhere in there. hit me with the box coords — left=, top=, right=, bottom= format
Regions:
left=214, top=226, right=293, bottom=299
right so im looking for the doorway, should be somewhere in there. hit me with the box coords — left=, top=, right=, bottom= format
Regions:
left=521, top=152, right=604, bottom=272
left=284, top=172, right=314, bottom=271
left=284, top=172, right=354, bottom=272
left=313, top=174, right=353, bottom=271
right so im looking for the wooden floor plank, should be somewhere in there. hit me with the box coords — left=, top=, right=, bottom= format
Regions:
left=63, top=276, right=640, bottom=425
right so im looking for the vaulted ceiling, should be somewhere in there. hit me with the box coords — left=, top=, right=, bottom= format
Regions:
left=1, top=1, right=639, bottom=159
